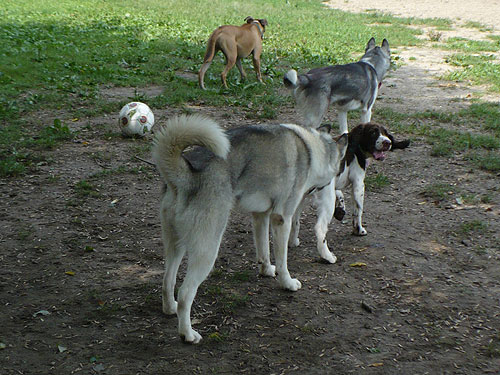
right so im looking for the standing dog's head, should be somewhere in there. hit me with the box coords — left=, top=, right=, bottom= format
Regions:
left=361, top=38, right=391, bottom=83
left=244, top=16, right=268, bottom=36
left=349, top=123, right=410, bottom=162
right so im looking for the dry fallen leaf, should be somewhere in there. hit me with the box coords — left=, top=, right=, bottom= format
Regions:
left=349, top=262, right=367, bottom=267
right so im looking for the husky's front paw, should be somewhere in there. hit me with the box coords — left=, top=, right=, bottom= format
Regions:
left=317, top=241, right=337, bottom=264
left=321, top=250, right=337, bottom=264
left=180, top=329, right=202, bottom=345
left=279, top=277, right=302, bottom=291
left=259, top=263, right=276, bottom=277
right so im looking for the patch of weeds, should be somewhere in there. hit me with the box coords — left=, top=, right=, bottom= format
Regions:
left=34, top=119, right=74, bottom=150
left=439, top=37, right=500, bottom=53
left=464, top=21, right=494, bottom=32
left=466, top=151, right=500, bottom=172
left=459, top=220, right=488, bottom=235
left=459, top=102, right=500, bottom=135
left=430, top=142, right=453, bottom=157
left=221, top=293, right=249, bottom=314
left=365, top=173, right=390, bottom=191
left=17, top=225, right=34, bottom=241
left=460, top=193, right=480, bottom=205
left=480, top=194, right=492, bottom=204
left=428, top=30, right=442, bottom=42
left=421, top=183, right=456, bottom=202
left=483, top=334, right=500, bottom=358
left=74, top=179, right=100, bottom=198
left=0, top=156, right=26, bottom=177
left=204, top=285, right=249, bottom=314
left=443, top=54, right=500, bottom=92
left=230, top=271, right=251, bottom=283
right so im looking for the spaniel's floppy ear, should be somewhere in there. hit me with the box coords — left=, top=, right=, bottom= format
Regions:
left=258, top=19, right=268, bottom=27
left=245, top=16, right=254, bottom=23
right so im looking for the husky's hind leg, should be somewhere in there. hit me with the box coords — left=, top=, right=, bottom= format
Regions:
left=161, top=214, right=185, bottom=315
left=252, top=212, right=275, bottom=277
left=298, top=92, right=329, bottom=129
left=176, top=213, right=229, bottom=344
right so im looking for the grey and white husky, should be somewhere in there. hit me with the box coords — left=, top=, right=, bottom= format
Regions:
left=152, top=114, right=347, bottom=344
left=284, top=38, right=391, bottom=134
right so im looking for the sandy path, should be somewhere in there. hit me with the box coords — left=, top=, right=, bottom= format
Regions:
left=324, top=0, right=500, bottom=112
left=325, top=0, right=500, bottom=30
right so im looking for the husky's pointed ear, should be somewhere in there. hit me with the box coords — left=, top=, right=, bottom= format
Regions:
left=381, top=39, right=390, bottom=54
left=245, top=16, right=254, bottom=23
left=366, top=37, right=376, bottom=52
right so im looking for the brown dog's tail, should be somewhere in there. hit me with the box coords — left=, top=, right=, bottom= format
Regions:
left=203, top=30, right=219, bottom=63
left=199, top=29, right=220, bottom=89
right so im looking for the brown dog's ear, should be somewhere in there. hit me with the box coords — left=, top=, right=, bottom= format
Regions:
left=245, top=16, right=254, bottom=23
left=258, top=19, right=268, bottom=27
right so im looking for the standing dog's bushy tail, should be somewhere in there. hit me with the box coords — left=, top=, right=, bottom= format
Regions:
left=284, top=69, right=310, bottom=89
left=283, top=69, right=298, bottom=88
left=152, top=115, right=230, bottom=186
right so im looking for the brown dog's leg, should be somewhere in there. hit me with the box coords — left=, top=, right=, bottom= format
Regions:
left=220, top=48, right=237, bottom=88
left=252, top=47, right=263, bottom=83
left=235, top=58, right=247, bottom=82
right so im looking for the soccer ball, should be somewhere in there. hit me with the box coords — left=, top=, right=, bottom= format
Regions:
left=118, top=102, right=155, bottom=137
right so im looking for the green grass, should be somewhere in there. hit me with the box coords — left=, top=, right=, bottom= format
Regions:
left=374, top=103, right=500, bottom=172
left=2, top=0, right=500, bottom=176
left=365, top=172, right=390, bottom=191
left=459, top=220, right=488, bottom=235
left=74, top=179, right=100, bottom=198
left=443, top=54, right=500, bottom=92
left=438, top=37, right=500, bottom=53
left=421, top=183, right=456, bottom=202
left=0, top=119, right=73, bottom=177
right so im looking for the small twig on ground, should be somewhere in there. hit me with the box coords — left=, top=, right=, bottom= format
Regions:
left=134, top=155, right=155, bottom=167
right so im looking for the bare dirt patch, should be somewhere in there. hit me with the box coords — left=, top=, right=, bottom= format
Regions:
left=1, top=3, right=500, bottom=375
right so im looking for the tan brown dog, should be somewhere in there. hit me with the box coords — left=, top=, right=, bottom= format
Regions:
left=198, top=16, right=268, bottom=90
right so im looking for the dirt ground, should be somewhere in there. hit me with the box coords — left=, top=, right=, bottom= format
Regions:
left=1, top=2, right=500, bottom=375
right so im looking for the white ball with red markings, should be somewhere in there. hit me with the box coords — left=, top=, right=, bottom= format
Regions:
left=118, top=102, right=154, bottom=137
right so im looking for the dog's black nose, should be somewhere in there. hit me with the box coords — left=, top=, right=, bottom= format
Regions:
left=383, top=140, right=391, bottom=149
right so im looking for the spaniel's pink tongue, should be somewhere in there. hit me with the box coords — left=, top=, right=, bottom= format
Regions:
left=373, top=151, right=386, bottom=160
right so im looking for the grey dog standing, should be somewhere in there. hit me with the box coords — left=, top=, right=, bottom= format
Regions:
left=153, top=115, right=347, bottom=344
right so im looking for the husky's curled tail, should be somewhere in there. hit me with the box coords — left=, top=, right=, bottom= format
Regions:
left=283, top=69, right=310, bottom=89
left=152, top=115, right=230, bottom=187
